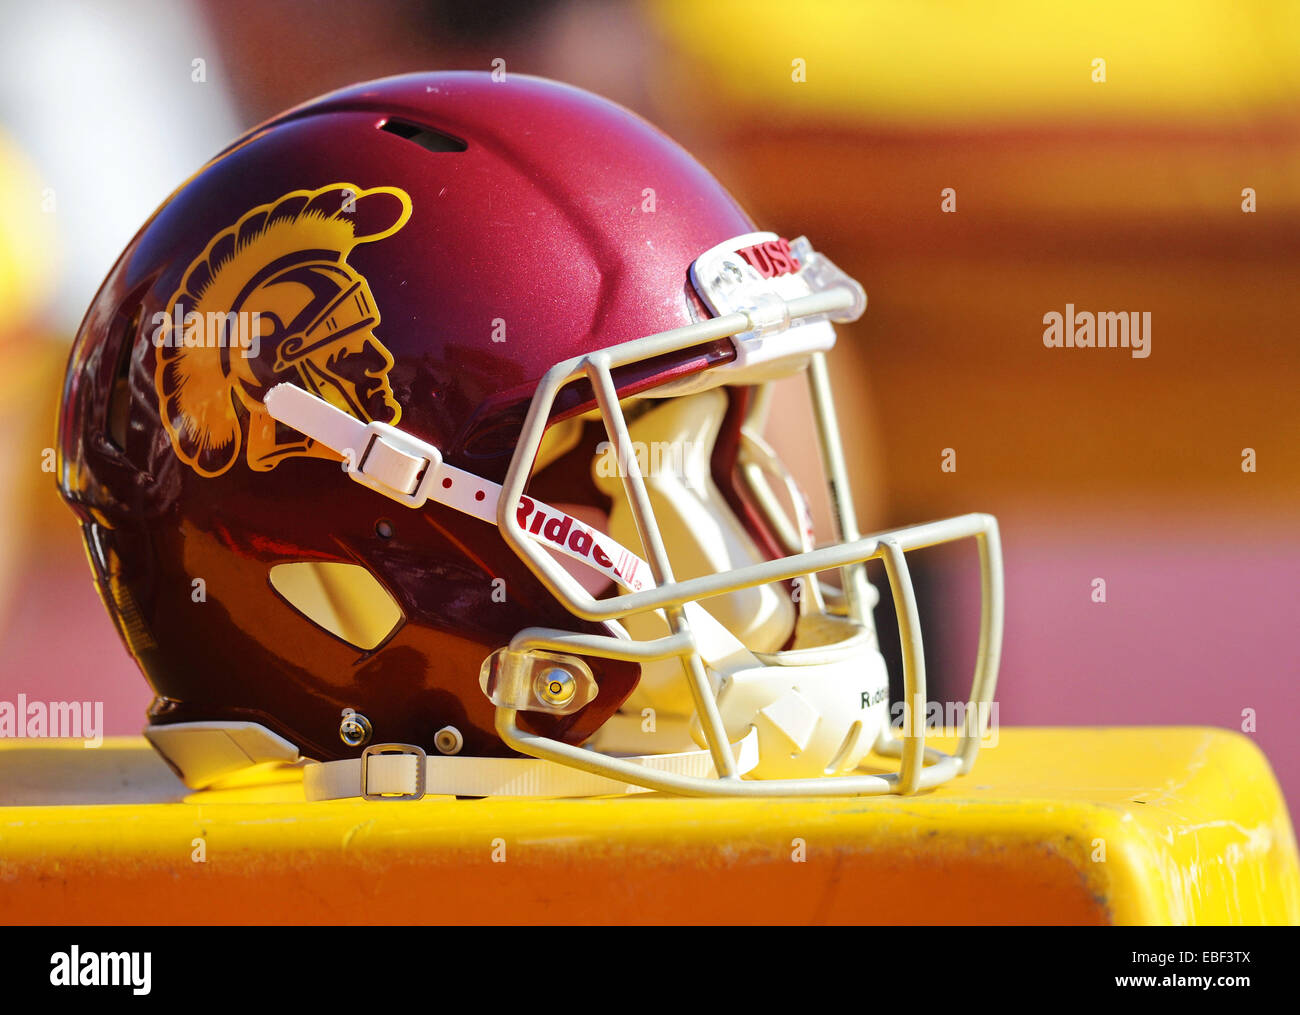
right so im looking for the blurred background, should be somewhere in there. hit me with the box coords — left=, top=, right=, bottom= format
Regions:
left=1, top=1, right=1296, bottom=806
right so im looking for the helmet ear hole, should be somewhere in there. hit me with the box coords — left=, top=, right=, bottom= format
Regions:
left=268, top=561, right=404, bottom=651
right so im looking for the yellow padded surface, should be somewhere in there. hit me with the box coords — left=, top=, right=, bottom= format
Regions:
left=0, top=727, right=1295, bottom=925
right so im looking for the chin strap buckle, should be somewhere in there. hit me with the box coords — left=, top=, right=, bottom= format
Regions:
left=346, top=420, right=442, bottom=508
left=360, top=743, right=428, bottom=801
left=264, top=383, right=443, bottom=508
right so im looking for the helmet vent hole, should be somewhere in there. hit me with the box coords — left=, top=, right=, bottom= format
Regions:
left=379, top=118, right=468, bottom=153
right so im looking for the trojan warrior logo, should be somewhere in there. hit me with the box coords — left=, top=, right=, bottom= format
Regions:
left=154, top=183, right=412, bottom=476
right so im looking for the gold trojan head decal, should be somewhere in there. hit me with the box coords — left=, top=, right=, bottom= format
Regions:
left=154, top=183, right=412, bottom=477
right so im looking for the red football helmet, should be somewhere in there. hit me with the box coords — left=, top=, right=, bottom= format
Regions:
left=58, top=73, right=1002, bottom=799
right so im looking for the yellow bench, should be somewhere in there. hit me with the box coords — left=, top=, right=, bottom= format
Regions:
left=1, top=727, right=1295, bottom=924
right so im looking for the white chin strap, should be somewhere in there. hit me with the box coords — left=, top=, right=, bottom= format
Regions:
left=303, top=730, right=760, bottom=801
left=262, top=382, right=773, bottom=800
left=264, top=383, right=657, bottom=592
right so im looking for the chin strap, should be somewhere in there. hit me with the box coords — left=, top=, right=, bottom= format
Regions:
left=265, top=383, right=656, bottom=592
left=303, top=729, right=760, bottom=801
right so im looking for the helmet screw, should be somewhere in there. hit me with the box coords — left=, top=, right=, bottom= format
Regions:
left=535, top=667, right=577, bottom=708
left=721, top=260, right=743, bottom=282
left=434, top=726, right=463, bottom=755
left=339, top=709, right=373, bottom=747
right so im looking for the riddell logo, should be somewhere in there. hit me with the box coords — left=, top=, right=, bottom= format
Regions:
left=515, top=496, right=643, bottom=589
left=737, top=237, right=801, bottom=279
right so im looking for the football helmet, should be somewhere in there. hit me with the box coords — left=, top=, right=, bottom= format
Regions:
left=57, top=72, right=1002, bottom=799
